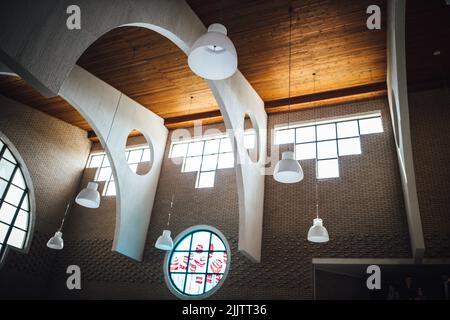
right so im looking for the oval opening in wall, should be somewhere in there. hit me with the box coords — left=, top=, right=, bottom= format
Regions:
left=124, top=129, right=153, bottom=176
left=243, top=112, right=259, bottom=163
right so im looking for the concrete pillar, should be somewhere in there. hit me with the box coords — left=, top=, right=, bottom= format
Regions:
left=386, top=0, right=425, bottom=262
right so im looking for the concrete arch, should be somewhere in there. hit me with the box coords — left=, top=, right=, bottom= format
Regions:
left=60, top=65, right=168, bottom=261
left=0, top=0, right=267, bottom=262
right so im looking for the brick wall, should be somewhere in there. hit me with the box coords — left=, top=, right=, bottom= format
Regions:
left=0, top=94, right=91, bottom=298
left=47, top=97, right=411, bottom=299
left=409, top=88, right=450, bottom=258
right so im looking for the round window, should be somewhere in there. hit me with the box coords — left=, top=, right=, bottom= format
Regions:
left=164, top=225, right=231, bottom=299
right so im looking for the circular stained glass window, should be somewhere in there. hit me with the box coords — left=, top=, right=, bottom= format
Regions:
left=164, top=225, right=231, bottom=299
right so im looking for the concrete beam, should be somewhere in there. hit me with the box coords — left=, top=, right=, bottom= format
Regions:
left=0, top=0, right=267, bottom=261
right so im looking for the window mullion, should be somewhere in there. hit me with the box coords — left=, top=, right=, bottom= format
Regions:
left=202, top=232, right=213, bottom=294
left=0, top=186, right=27, bottom=257
left=182, top=233, right=194, bottom=294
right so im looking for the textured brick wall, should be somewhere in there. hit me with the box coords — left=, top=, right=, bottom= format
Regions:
left=0, top=94, right=91, bottom=298
left=47, top=97, right=411, bottom=299
left=409, top=88, right=450, bottom=258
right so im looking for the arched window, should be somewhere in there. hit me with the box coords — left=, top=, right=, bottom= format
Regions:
left=0, top=136, right=33, bottom=265
left=164, top=225, right=231, bottom=299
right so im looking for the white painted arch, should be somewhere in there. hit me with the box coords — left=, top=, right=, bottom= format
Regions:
left=0, top=0, right=267, bottom=261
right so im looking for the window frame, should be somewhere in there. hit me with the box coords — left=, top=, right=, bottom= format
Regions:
left=275, top=111, right=383, bottom=179
left=169, top=132, right=255, bottom=189
left=163, top=225, right=231, bottom=300
left=86, top=144, right=152, bottom=197
left=0, top=133, right=35, bottom=267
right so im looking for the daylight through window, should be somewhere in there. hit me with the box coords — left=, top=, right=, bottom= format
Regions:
left=165, top=226, right=231, bottom=299
left=0, top=138, right=31, bottom=263
left=86, top=146, right=151, bottom=196
left=169, top=132, right=255, bottom=188
left=274, top=112, right=383, bottom=179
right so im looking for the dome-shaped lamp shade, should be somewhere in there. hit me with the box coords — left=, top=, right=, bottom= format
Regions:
left=307, top=218, right=329, bottom=243
left=75, top=182, right=100, bottom=208
left=47, top=231, right=64, bottom=250
left=188, top=23, right=238, bottom=80
left=273, top=151, right=304, bottom=183
left=155, top=230, right=173, bottom=251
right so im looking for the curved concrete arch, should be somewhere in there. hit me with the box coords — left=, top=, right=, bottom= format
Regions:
left=60, top=66, right=168, bottom=261
left=0, top=0, right=267, bottom=262
left=0, top=63, right=17, bottom=77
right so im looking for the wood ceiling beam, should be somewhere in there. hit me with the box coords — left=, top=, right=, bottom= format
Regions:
left=264, top=82, right=387, bottom=108
left=88, top=81, right=387, bottom=141
left=164, top=82, right=387, bottom=127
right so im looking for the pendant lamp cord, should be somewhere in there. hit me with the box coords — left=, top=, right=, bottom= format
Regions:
left=189, top=95, right=193, bottom=116
left=106, top=93, right=122, bottom=144
left=313, top=72, right=319, bottom=219
left=167, top=194, right=174, bottom=227
left=107, top=47, right=137, bottom=144
left=220, top=0, right=224, bottom=24
left=166, top=96, right=192, bottom=227
left=58, top=203, right=70, bottom=232
left=287, top=4, right=293, bottom=151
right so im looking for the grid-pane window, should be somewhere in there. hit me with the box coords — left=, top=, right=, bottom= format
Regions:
left=275, top=113, right=383, bottom=179
left=86, top=146, right=151, bottom=196
left=166, top=227, right=230, bottom=298
left=0, top=138, right=31, bottom=264
left=169, top=132, right=255, bottom=188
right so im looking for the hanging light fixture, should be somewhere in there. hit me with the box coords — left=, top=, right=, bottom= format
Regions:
left=156, top=95, right=194, bottom=251
left=47, top=203, right=70, bottom=250
left=75, top=181, right=100, bottom=208
left=274, top=151, right=304, bottom=183
left=155, top=194, right=175, bottom=251
left=307, top=214, right=329, bottom=243
left=76, top=78, right=126, bottom=209
left=307, top=170, right=329, bottom=243
left=273, top=5, right=304, bottom=184
left=188, top=23, right=238, bottom=80
left=307, top=73, right=329, bottom=243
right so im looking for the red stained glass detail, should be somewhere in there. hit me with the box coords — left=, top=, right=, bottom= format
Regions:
left=195, top=276, right=203, bottom=284
left=170, top=257, right=179, bottom=271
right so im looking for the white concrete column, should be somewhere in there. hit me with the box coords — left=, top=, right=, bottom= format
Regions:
left=387, top=0, right=425, bottom=262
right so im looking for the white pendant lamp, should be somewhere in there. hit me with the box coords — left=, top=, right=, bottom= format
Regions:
left=155, top=194, right=175, bottom=251
left=75, top=181, right=100, bottom=208
left=188, top=23, right=238, bottom=80
left=47, top=204, right=70, bottom=250
left=274, top=151, right=304, bottom=183
left=273, top=6, right=304, bottom=184
left=307, top=217, right=329, bottom=243
left=47, top=231, right=64, bottom=250
left=155, top=230, right=173, bottom=251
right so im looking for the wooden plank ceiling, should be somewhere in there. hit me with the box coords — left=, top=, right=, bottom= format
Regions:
left=0, top=0, right=388, bottom=133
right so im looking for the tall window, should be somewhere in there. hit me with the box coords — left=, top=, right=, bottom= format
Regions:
left=164, top=226, right=231, bottom=299
left=0, top=137, right=32, bottom=264
left=169, top=132, right=255, bottom=188
left=86, top=146, right=151, bottom=196
left=275, top=112, right=383, bottom=179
